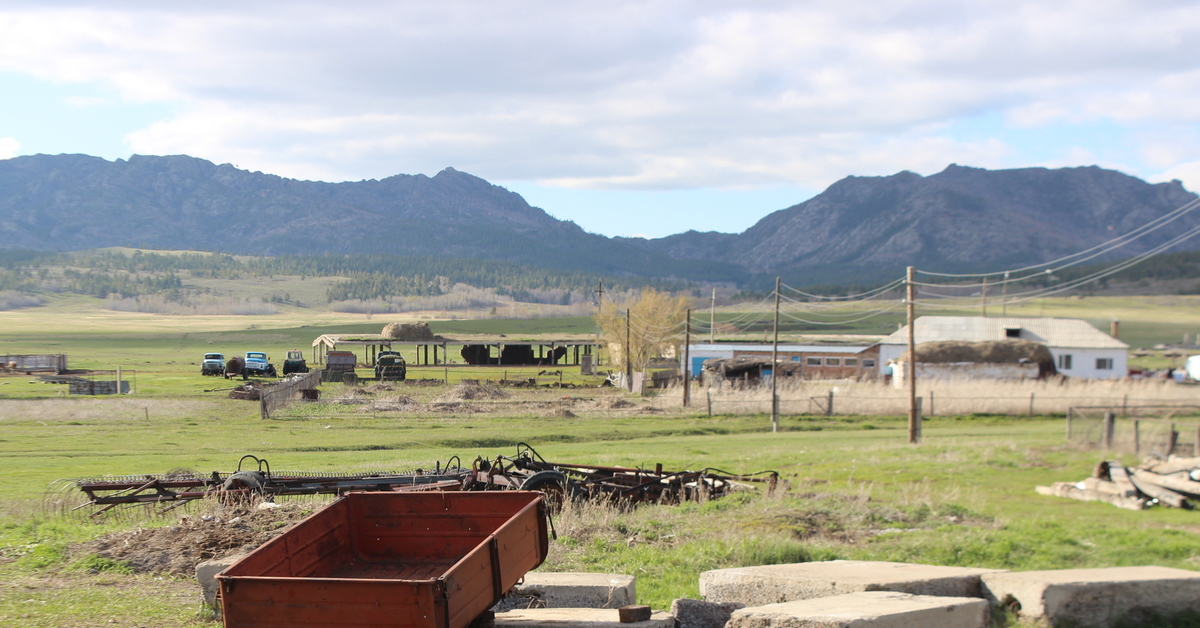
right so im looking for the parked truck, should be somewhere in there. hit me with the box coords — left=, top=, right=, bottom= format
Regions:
left=243, top=352, right=277, bottom=378
left=201, top=353, right=225, bottom=376
left=374, top=350, right=407, bottom=381
left=282, top=349, right=309, bottom=375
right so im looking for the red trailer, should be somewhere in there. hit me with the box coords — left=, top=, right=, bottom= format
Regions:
left=217, top=491, right=550, bottom=628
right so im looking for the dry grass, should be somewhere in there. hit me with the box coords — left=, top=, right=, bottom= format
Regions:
left=660, top=377, right=1200, bottom=417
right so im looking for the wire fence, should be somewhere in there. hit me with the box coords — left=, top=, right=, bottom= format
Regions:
left=261, top=370, right=323, bottom=419
left=1066, top=405, right=1200, bottom=457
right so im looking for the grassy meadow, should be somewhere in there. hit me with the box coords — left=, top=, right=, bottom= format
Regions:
left=3, top=294, right=1200, bottom=626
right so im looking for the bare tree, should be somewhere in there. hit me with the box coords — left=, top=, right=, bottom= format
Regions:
left=595, top=289, right=690, bottom=372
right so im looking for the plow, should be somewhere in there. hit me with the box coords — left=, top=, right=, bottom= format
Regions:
left=51, top=445, right=781, bottom=519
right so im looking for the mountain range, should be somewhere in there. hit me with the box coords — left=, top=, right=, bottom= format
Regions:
left=0, top=154, right=1196, bottom=288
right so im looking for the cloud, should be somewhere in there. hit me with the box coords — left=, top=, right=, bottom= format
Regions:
left=0, top=1, right=1198, bottom=190
left=0, top=137, right=18, bottom=158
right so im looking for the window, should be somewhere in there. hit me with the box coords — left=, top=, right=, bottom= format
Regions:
left=1096, top=358, right=1113, bottom=370
left=844, top=358, right=858, bottom=367
left=863, top=359, right=876, bottom=368
left=806, top=357, right=822, bottom=366
left=1005, top=328, right=1022, bottom=338
left=826, top=357, right=841, bottom=367
left=1058, top=354, right=1073, bottom=370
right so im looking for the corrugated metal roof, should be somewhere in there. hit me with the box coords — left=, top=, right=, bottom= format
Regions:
left=879, top=316, right=1128, bottom=349
left=690, top=343, right=874, bottom=354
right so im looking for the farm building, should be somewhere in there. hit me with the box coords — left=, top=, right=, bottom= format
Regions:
left=311, top=334, right=602, bottom=367
left=682, top=342, right=880, bottom=381
left=888, top=340, right=1055, bottom=387
left=879, top=316, right=1128, bottom=380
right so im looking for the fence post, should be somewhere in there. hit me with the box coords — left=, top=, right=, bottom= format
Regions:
left=1066, top=407, right=1073, bottom=441
left=1169, top=424, right=1178, bottom=457
left=706, top=388, right=712, bottom=418
left=827, top=390, right=834, bottom=417
left=914, top=397, right=923, bottom=443
left=1103, top=412, right=1115, bottom=449
left=1029, top=393, right=1035, bottom=417
left=1122, top=394, right=1128, bottom=416
left=444, top=367, right=448, bottom=384
left=1134, top=420, right=1140, bottom=454
left=929, top=390, right=935, bottom=417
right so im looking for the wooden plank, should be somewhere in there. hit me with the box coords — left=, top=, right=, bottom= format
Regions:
left=1078, top=476, right=1128, bottom=496
left=1127, top=472, right=1192, bottom=509
left=1143, top=456, right=1200, bottom=475
left=1036, top=483, right=1146, bottom=511
left=1105, top=461, right=1139, bottom=498
left=1129, top=468, right=1200, bottom=498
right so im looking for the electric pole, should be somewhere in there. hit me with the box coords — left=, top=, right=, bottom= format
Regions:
left=771, top=277, right=781, bottom=433
left=907, top=266, right=919, bottom=444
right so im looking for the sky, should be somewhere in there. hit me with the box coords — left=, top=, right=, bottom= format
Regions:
left=1, top=1, right=1199, bottom=239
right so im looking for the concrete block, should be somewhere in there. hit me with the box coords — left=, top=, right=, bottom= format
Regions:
left=495, top=573, right=636, bottom=611
left=727, top=591, right=989, bottom=628
left=981, top=566, right=1200, bottom=627
left=195, top=554, right=245, bottom=607
left=672, top=598, right=745, bottom=628
left=495, top=608, right=673, bottom=628
left=700, top=560, right=1005, bottom=605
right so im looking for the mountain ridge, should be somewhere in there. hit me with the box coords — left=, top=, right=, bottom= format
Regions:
left=1, top=154, right=1196, bottom=288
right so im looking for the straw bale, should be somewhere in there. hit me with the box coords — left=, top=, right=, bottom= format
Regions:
left=899, top=340, right=1053, bottom=365
left=381, top=322, right=438, bottom=341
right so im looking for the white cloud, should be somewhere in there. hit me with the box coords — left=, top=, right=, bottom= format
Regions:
left=0, top=137, right=18, bottom=158
left=0, top=1, right=1199, bottom=191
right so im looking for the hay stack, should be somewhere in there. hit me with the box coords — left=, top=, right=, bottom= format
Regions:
left=898, top=340, right=1053, bottom=365
left=381, top=322, right=438, bottom=341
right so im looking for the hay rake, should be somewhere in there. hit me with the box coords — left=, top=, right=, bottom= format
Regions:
left=54, top=454, right=470, bottom=519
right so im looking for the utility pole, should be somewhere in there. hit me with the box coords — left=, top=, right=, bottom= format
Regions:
left=625, top=308, right=633, bottom=392
left=771, top=277, right=781, bottom=433
left=1001, top=271, right=1009, bottom=317
left=907, top=266, right=919, bottom=444
left=710, top=288, right=716, bottom=344
left=683, top=308, right=691, bottom=407
left=981, top=277, right=988, bottom=318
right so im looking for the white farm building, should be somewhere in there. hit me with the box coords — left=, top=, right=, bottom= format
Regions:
left=879, top=316, right=1129, bottom=380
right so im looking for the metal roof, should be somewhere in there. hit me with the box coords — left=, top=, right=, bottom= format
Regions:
left=879, top=316, right=1128, bottom=349
left=689, top=343, right=875, bottom=354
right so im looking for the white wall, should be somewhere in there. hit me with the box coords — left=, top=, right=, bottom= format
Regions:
left=1047, top=348, right=1127, bottom=379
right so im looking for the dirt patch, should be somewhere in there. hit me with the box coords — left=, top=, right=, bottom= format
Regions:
left=72, top=502, right=316, bottom=576
left=547, top=407, right=577, bottom=418
left=365, top=383, right=395, bottom=392
left=435, top=382, right=510, bottom=402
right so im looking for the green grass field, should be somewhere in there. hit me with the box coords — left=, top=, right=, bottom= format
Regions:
left=4, top=296, right=1200, bottom=626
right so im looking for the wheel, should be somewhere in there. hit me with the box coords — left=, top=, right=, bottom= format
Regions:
left=519, top=470, right=580, bottom=511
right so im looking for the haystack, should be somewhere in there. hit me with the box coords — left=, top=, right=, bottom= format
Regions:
left=381, top=322, right=438, bottom=341
left=898, top=340, right=1054, bottom=365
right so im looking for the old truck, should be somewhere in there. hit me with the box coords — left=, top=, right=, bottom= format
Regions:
left=243, top=352, right=277, bottom=378
left=375, top=350, right=407, bottom=380
left=282, top=349, right=309, bottom=375
left=201, top=353, right=225, bottom=376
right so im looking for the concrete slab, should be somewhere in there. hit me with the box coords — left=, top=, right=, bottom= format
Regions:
left=494, top=608, right=673, bottom=628
left=700, top=560, right=1005, bottom=605
left=195, top=554, right=245, bottom=607
left=981, top=566, right=1200, bottom=628
left=672, top=598, right=745, bottom=628
left=727, top=591, right=989, bottom=628
left=495, top=573, right=636, bottom=611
